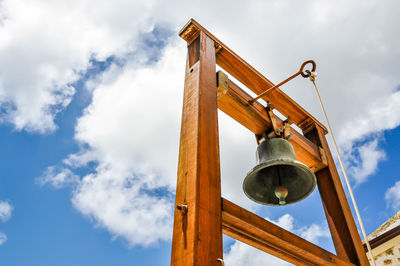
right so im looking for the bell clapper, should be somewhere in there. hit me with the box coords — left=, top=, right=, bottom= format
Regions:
left=275, top=186, right=289, bottom=205
left=274, top=167, right=289, bottom=205
left=271, top=125, right=296, bottom=204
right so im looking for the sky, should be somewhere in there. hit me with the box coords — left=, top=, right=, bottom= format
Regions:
left=0, top=0, right=399, bottom=265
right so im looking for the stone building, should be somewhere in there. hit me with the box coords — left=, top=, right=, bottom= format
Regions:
left=365, top=211, right=400, bottom=265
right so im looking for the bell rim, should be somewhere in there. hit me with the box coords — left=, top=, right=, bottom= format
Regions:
left=243, top=159, right=317, bottom=206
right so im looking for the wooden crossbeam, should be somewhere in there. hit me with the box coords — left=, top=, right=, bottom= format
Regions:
left=179, top=19, right=328, bottom=135
left=222, top=198, right=354, bottom=266
left=217, top=70, right=327, bottom=173
left=174, top=19, right=370, bottom=266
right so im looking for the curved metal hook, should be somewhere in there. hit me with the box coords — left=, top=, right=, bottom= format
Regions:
left=250, top=59, right=317, bottom=103
left=299, top=60, right=316, bottom=78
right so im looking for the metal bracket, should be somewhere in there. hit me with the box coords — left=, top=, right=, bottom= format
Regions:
left=265, top=103, right=294, bottom=141
left=266, top=102, right=280, bottom=137
left=283, top=118, right=294, bottom=140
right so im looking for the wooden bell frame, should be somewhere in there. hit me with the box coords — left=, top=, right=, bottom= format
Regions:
left=171, top=19, right=369, bottom=266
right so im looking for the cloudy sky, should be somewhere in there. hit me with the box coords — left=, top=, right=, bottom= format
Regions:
left=0, top=0, right=399, bottom=265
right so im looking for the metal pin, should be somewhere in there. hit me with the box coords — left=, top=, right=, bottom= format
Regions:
left=176, top=204, right=188, bottom=215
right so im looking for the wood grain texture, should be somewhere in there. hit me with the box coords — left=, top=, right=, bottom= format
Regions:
left=176, top=19, right=368, bottom=266
left=171, top=32, right=222, bottom=266
left=222, top=198, right=354, bottom=266
left=307, top=126, right=370, bottom=265
left=217, top=71, right=327, bottom=173
left=179, top=19, right=328, bottom=135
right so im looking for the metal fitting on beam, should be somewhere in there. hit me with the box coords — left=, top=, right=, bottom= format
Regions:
left=176, top=204, right=188, bottom=215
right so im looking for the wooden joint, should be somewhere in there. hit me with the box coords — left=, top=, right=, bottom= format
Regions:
left=216, top=71, right=327, bottom=173
left=319, top=147, right=328, bottom=166
left=179, top=18, right=328, bottom=134
left=298, top=117, right=316, bottom=135
left=175, top=18, right=368, bottom=266
left=179, top=20, right=222, bottom=54
left=308, top=147, right=328, bottom=172
left=217, top=70, right=229, bottom=99
left=215, top=42, right=222, bottom=54
left=179, top=23, right=200, bottom=46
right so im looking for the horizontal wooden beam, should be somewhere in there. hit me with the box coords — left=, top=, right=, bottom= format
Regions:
left=217, top=71, right=327, bottom=173
left=221, top=198, right=354, bottom=266
left=179, top=18, right=327, bottom=135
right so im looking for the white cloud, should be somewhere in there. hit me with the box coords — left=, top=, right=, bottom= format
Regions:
left=0, top=0, right=398, bottom=139
left=224, top=240, right=291, bottom=266
left=0, top=201, right=12, bottom=222
left=24, top=0, right=400, bottom=247
left=270, top=214, right=294, bottom=231
left=72, top=168, right=173, bottom=247
left=339, top=91, right=400, bottom=150
left=73, top=41, right=184, bottom=191
left=224, top=214, right=294, bottom=266
left=347, top=139, right=386, bottom=184
left=0, top=201, right=12, bottom=246
left=299, top=224, right=330, bottom=244
left=0, top=232, right=7, bottom=245
left=224, top=214, right=330, bottom=266
left=0, top=0, right=157, bottom=132
left=42, top=42, right=184, bottom=247
left=37, top=166, right=80, bottom=189
left=385, top=181, right=400, bottom=210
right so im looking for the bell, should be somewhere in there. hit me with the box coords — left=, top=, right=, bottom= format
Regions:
left=243, top=137, right=317, bottom=206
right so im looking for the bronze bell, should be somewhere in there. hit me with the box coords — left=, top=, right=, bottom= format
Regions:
left=243, top=137, right=317, bottom=206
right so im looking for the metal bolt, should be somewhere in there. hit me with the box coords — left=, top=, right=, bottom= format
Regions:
left=176, top=204, right=188, bottom=215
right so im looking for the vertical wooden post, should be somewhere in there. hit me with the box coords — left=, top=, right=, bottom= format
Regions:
left=171, top=31, right=223, bottom=266
left=306, top=125, right=369, bottom=265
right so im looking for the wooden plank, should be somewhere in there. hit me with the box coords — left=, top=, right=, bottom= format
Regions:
left=222, top=198, right=354, bottom=266
left=171, top=32, right=223, bottom=266
left=179, top=19, right=328, bottom=135
left=217, top=71, right=327, bottom=173
left=304, top=126, right=370, bottom=265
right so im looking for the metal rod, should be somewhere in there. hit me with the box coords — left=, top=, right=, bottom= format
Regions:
left=250, top=71, right=301, bottom=103
left=249, top=60, right=316, bottom=104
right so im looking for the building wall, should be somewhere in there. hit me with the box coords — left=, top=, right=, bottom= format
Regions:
left=368, top=235, right=400, bottom=265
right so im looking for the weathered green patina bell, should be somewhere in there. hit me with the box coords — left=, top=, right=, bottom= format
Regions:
left=243, top=137, right=317, bottom=206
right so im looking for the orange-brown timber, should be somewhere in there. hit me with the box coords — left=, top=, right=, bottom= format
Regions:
left=171, top=32, right=223, bottom=266
left=217, top=70, right=327, bottom=173
left=175, top=18, right=369, bottom=266
left=306, top=126, right=370, bottom=265
left=179, top=19, right=327, bottom=135
left=222, top=198, right=355, bottom=266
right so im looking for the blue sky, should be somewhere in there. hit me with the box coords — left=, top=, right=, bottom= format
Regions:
left=1, top=1, right=400, bottom=265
